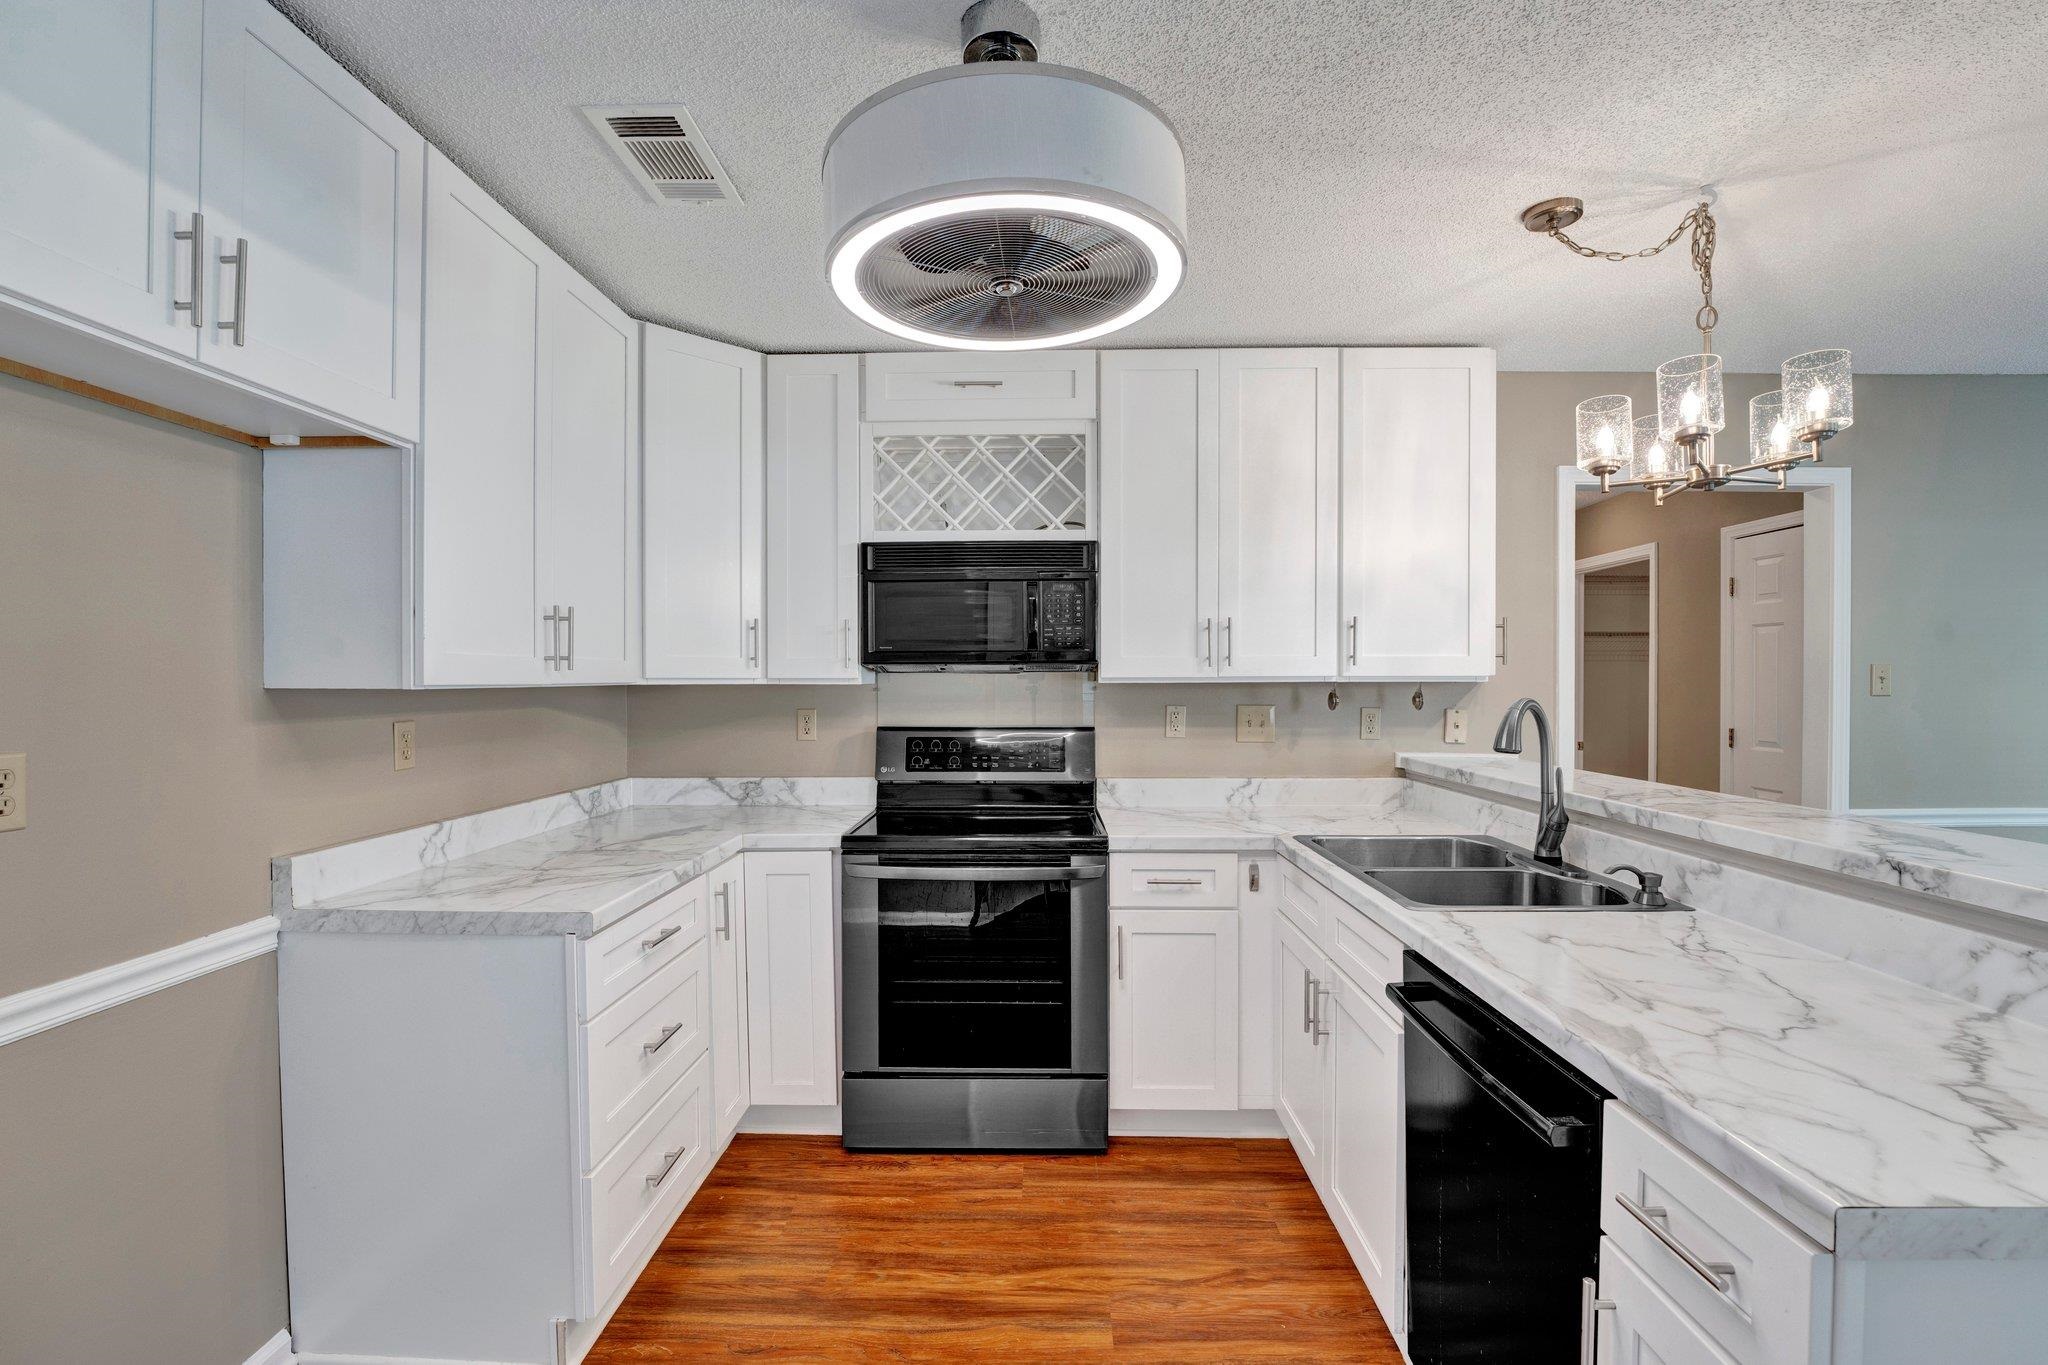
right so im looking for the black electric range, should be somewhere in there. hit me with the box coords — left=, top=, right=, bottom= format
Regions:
left=839, top=727, right=1108, bottom=1152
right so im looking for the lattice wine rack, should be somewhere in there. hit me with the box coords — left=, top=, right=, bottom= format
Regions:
left=870, top=429, right=1090, bottom=534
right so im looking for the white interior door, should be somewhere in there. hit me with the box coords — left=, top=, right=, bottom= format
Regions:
left=764, top=354, right=861, bottom=681
left=416, top=151, right=546, bottom=686
left=742, top=852, right=836, bottom=1108
left=1340, top=348, right=1496, bottom=679
left=541, top=268, right=638, bottom=683
left=1110, top=908, right=1239, bottom=1111
left=1098, top=349, right=1220, bottom=679
left=709, top=862, right=750, bottom=1147
left=198, top=0, right=422, bottom=438
left=642, top=324, right=764, bottom=680
left=0, top=0, right=202, bottom=351
left=1724, top=521, right=1805, bottom=803
left=1218, top=349, right=1340, bottom=677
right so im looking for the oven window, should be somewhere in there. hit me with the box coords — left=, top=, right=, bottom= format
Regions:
left=867, top=581, right=1029, bottom=656
left=876, top=876, right=1072, bottom=1070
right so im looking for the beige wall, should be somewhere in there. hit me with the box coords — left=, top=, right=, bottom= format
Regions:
left=1578, top=490, right=1804, bottom=792
left=0, top=375, right=630, bottom=1364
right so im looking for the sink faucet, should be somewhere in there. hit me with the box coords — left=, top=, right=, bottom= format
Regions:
left=1492, top=698, right=1568, bottom=865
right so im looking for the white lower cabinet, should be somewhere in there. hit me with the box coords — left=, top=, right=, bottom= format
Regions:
left=709, top=858, right=751, bottom=1147
left=1597, top=1237, right=1739, bottom=1365
left=1110, top=907, right=1240, bottom=1111
left=743, top=850, right=839, bottom=1107
left=1276, top=913, right=1332, bottom=1187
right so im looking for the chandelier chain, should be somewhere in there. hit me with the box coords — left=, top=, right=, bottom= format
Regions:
left=1549, top=201, right=1719, bottom=349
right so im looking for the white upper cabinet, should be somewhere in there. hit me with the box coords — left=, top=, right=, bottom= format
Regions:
left=765, top=354, right=862, bottom=682
left=1340, top=347, right=1496, bottom=679
left=642, top=324, right=764, bottom=681
left=197, top=0, right=423, bottom=440
left=862, top=350, right=1096, bottom=421
left=542, top=270, right=639, bottom=683
left=417, top=150, right=548, bottom=686
left=1098, top=350, right=1220, bottom=679
left=1218, top=348, right=1341, bottom=677
left=0, top=0, right=203, bottom=349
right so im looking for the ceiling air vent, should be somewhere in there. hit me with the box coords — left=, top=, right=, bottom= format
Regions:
left=581, top=104, right=739, bottom=204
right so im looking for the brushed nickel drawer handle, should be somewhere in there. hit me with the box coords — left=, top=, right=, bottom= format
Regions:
left=1615, top=1193, right=1737, bottom=1294
left=641, top=924, right=681, bottom=952
left=949, top=379, right=1004, bottom=388
left=642, top=1022, right=684, bottom=1055
left=1145, top=877, right=1204, bottom=886
left=645, top=1146, right=686, bottom=1188
left=715, top=884, right=732, bottom=940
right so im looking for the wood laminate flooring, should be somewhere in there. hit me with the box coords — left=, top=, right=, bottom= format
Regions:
left=587, top=1133, right=1404, bottom=1362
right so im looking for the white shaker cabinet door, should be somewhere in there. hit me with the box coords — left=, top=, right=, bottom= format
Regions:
left=1109, top=907, right=1239, bottom=1111
left=416, top=150, right=548, bottom=686
left=1217, top=348, right=1340, bottom=678
left=709, top=860, right=751, bottom=1148
left=742, top=852, right=837, bottom=1108
left=1323, top=966, right=1406, bottom=1333
left=0, top=0, right=203, bottom=352
left=642, top=323, right=764, bottom=680
left=198, top=0, right=422, bottom=439
left=1275, top=914, right=1330, bottom=1189
left=765, top=354, right=862, bottom=681
left=1098, top=349, right=1220, bottom=679
left=1341, top=347, right=1496, bottom=680
left=541, top=266, right=639, bottom=683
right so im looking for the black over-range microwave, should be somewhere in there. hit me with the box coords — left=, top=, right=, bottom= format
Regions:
left=859, top=541, right=1097, bottom=671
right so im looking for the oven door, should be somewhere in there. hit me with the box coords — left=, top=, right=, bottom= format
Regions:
left=841, top=854, right=1109, bottom=1078
left=862, top=577, right=1032, bottom=667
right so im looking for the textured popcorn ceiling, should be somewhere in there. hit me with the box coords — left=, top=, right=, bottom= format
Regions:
left=277, top=0, right=2048, bottom=371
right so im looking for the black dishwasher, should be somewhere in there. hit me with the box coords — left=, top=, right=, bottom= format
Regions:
left=1385, top=952, right=1610, bottom=1363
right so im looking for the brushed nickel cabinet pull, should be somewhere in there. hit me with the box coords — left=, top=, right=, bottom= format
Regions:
left=641, top=924, right=681, bottom=952
left=747, top=618, right=760, bottom=668
left=543, top=605, right=564, bottom=668
left=645, top=1146, right=686, bottom=1188
left=1348, top=615, right=1359, bottom=664
left=642, top=1021, right=684, bottom=1055
left=1614, top=1193, right=1737, bottom=1294
left=1202, top=616, right=1214, bottom=666
left=1145, top=877, right=1203, bottom=887
left=715, top=883, right=731, bottom=940
left=1116, top=925, right=1125, bottom=981
left=217, top=237, right=249, bottom=346
left=1224, top=617, right=1234, bottom=666
left=565, top=604, right=575, bottom=670
left=1579, top=1277, right=1615, bottom=1365
left=1311, top=982, right=1332, bottom=1042
left=841, top=619, right=852, bottom=668
left=1302, top=969, right=1315, bottom=1034
left=949, top=379, right=1004, bottom=388
left=173, top=213, right=204, bottom=327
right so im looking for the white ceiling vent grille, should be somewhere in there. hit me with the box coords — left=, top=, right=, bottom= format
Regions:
left=581, top=105, right=739, bottom=204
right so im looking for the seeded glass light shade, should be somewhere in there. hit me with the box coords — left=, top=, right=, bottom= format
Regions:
left=1656, top=353, right=1724, bottom=440
left=1633, top=414, right=1681, bottom=483
left=1575, top=394, right=1634, bottom=477
left=1782, top=349, right=1853, bottom=437
left=1748, top=390, right=1800, bottom=465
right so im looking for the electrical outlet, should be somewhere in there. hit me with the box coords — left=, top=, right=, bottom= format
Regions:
left=1358, top=707, right=1381, bottom=740
left=393, top=721, right=416, bottom=771
left=1164, top=705, right=1188, bottom=738
left=1870, top=663, right=1893, bottom=697
left=0, top=754, right=24, bottom=832
left=1236, top=704, right=1276, bottom=744
left=796, top=708, right=819, bottom=741
left=1443, top=708, right=1469, bottom=744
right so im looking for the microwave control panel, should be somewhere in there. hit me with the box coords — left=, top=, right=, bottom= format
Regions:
left=1037, top=583, right=1090, bottom=649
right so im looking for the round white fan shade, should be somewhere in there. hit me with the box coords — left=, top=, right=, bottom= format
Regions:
left=823, top=63, right=1187, bottom=350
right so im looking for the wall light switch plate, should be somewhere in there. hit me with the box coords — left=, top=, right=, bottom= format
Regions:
left=393, top=721, right=416, bottom=771
left=796, top=708, right=819, bottom=741
left=1870, top=663, right=1893, bottom=697
left=1164, top=705, right=1188, bottom=738
left=1359, top=707, right=1381, bottom=740
left=1236, top=704, right=1276, bottom=744
left=1443, top=708, right=1469, bottom=744
left=0, top=754, right=24, bottom=831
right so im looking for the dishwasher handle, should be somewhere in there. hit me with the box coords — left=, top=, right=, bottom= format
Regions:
left=1384, top=980, right=1589, bottom=1149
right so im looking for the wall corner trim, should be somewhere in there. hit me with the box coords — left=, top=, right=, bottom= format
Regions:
left=0, top=915, right=280, bottom=1048
left=243, top=1328, right=296, bottom=1365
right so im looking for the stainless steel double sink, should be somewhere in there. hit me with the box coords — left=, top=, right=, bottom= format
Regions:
left=1296, top=835, right=1673, bottom=911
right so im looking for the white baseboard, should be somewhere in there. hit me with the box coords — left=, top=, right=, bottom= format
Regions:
left=244, top=1329, right=295, bottom=1365
left=0, top=915, right=278, bottom=1047
left=1111, top=1108, right=1286, bottom=1139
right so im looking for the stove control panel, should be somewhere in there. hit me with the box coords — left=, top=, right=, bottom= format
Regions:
left=903, top=734, right=1066, bottom=774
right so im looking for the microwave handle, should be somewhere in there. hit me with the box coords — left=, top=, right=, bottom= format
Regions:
left=1028, top=581, right=1040, bottom=648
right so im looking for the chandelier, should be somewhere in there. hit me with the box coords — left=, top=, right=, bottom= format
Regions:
left=1523, top=196, right=1853, bottom=503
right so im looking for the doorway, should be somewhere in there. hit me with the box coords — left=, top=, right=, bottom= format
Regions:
left=1721, top=512, right=1806, bottom=803
left=1575, top=546, right=1657, bottom=781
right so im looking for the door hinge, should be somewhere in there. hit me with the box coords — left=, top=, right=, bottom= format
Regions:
left=1728, top=726, right=1736, bottom=749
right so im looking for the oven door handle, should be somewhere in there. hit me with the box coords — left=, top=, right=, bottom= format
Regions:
left=844, top=864, right=1106, bottom=883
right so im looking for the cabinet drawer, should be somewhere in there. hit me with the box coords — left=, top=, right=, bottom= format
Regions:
left=585, top=1051, right=711, bottom=1309
left=1602, top=1103, right=1830, bottom=1365
left=1598, top=1238, right=1739, bottom=1364
left=1277, top=862, right=1337, bottom=939
left=863, top=352, right=1097, bottom=420
left=1327, top=898, right=1404, bottom=999
left=583, top=937, right=711, bottom=1169
left=1111, top=852, right=1239, bottom=908
left=580, top=873, right=711, bottom=1021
